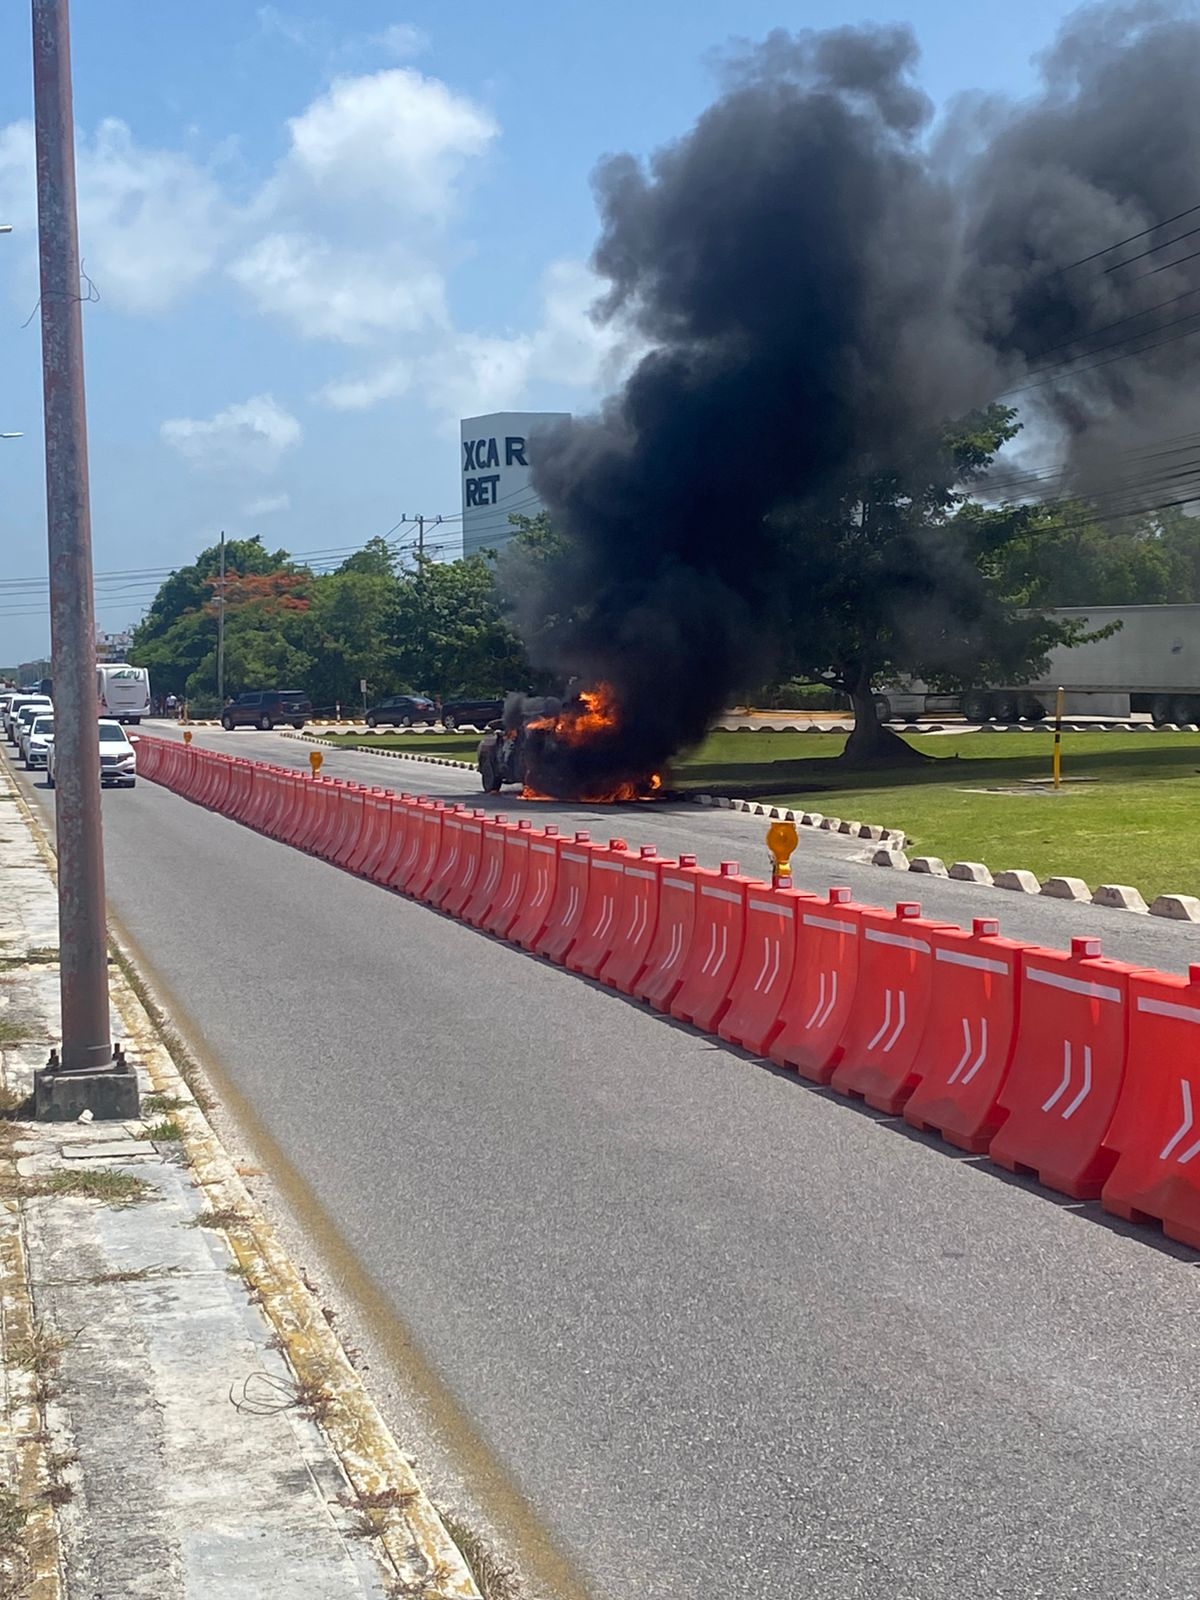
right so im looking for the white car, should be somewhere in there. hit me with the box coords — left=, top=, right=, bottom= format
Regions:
left=14, top=701, right=52, bottom=756
left=46, top=719, right=137, bottom=790
left=7, top=696, right=50, bottom=743
left=22, top=713, right=54, bottom=770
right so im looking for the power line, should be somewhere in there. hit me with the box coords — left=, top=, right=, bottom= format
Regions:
left=1052, top=200, right=1200, bottom=275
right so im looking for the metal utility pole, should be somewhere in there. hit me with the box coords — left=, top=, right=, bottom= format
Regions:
left=31, top=0, right=118, bottom=1084
left=216, top=530, right=226, bottom=704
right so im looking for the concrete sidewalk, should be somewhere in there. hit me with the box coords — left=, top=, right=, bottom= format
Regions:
left=0, top=772, right=480, bottom=1599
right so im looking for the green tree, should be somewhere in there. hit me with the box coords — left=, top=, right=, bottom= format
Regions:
left=389, top=554, right=530, bottom=696
left=768, top=406, right=1083, bottom=762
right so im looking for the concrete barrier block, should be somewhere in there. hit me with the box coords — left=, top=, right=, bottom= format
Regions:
left=858, top=824, right=884, bottom=840
left=872, top=847, right=909, bottom=869
left=1092, top=883, right=1149, bottom=913
left=949, top=861, right=994, bottom=885
left=995, top=869, right=1041, bottom=894
left=801, top=812, right=822, bottom=826
left=909, top=856, right=949, bottom=877
left=1149, top=893, right=1200, bottom=921
left=695, top=794, right=714, bottom=806
left=819, top=817, right=841, bottom=831
left=1041, top=876, right=1092, bottom=901
left=838, top=819, right=861, bottom=834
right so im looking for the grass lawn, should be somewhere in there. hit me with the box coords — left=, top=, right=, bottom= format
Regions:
left=318, top=728, right=1200, bottom=902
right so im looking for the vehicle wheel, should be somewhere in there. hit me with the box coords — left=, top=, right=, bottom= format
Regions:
left=366, top=714, right=377, bottom=728
left=873, top=696, right=892, bottom=722
left=989, top=694, right=1018, bottom=723
left=1150, top=694, right=1172, bottom=725
left=292, top=721, right=304, bottom=730
left=1171, top=696, right=1195, bottom=725
left=401, top=715, right=413, bottom=728
left=960, top=691, right=990, bottom=722
left=443, top=713, right=457, bottom=730
left=258, top=714, right=272, bottom=730
left=125, top=780, right=136, bottom=788
left=221, top=714, right=233, bottom=730
left=46, top=772, right=54, bottom=789
left=129, top=717, right=141, bottom=726
left=1018, top=694, right=1047, bottom=722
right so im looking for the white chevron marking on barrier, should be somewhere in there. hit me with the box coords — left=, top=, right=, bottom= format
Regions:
left=867, top=989, right=894, bottom=1051
left=960, top=1016, right=988, bottom=1085
left=1042, top=1041, right=1093, bottom=1117
left=1160, top=1079, right=1200, bottom=1164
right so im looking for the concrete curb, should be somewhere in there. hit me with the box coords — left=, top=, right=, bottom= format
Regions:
left=10, top=777, right=481, bottom=1600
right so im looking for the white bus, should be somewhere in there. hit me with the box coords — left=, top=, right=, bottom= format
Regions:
left=96, top=663, right=151, bottom=724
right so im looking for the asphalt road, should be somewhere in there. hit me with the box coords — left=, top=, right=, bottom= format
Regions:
left=11, top=728, right=1200, bottom=1599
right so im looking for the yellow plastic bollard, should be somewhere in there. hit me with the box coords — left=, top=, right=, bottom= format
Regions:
left=309, top=749, right=323, bottom=776
left=766, top=818, right=799, bottom=887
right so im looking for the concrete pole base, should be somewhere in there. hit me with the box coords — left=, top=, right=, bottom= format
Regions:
left=34, top=1066, right=140, bottom=1122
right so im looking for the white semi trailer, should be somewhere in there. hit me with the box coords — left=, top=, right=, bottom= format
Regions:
left=877, top=604, right=1200, bottom=723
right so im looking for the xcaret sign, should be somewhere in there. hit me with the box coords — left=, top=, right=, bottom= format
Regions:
left=459, top=411, right=570, bottom=559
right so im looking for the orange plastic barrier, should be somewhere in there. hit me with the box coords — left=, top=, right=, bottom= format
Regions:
left=408, top=801, right=448, bottom=902
left=331, top=786, right=369, bottom=869
left=375, top=793, right=418, bottom=886
left=276, top=770, right=308, bottom=844
left=600, top=847, right=667, bottom=995
left=566, top=838, right=632, bottom=976
left=636, top=855, right=699, bottom=1012
left=352, top=789, right=396, bottom=879
left=441, top=809, right=488, bottom=917
left=830, top=901, right=956, bottom=1113
left=670, top=862, right=753, bottom=1032
left=537, top=834, right=606, bottom=965
left=481, top=818, right=539, bottom=937
left=902, top=919, right=1027, bottom=1151
left=309, top=779, right=350, bottom=860
left=718, top=883, right=815, bottom=1055
left=227, top=759, right=254, bottom=826
left=296, top=775, right=338, bottom=855
left=462, top=814, right=512, bottom=926
left=425, top=805, right=471, bottom=906
left=767, top=887, right=863, bottom=1082
left=210, top=755, right=235, bottom=814
left=509, top=826, right=562, bottom=948
left=988, top=936, right=1134, bottom=1199
left=1102, top=965, right=1200, bottom=1247
left=389, top=796, right=436, bottom=893
left=345, top=785, right=383, bottom=870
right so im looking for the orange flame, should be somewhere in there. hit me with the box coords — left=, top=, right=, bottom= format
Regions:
left=521, top=684, right=663, bottom=803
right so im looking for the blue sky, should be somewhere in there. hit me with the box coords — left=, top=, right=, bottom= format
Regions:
left=0, top=1, right=1089, bottom=662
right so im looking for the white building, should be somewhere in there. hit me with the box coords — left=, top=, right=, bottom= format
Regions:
left=460, top=411, right=570, bottom=560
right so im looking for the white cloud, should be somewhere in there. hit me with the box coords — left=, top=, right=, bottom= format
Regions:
left=326, top=260, right=638, bottom=423
left=161, top=395, right=301, bottom=473
left=230, top=233, right=446, bottom=344
left=319, top=359, right=413, bottom=411
left=376, top=23, right=430, bottom=60
left=226, top=68, right=496, bottom=344
left=242, top=491, right=291, bottom=516
left=0, top=117, right=225, bottom=315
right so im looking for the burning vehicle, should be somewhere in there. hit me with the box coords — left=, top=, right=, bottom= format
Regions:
left=477, top=686, right=664, bottom=803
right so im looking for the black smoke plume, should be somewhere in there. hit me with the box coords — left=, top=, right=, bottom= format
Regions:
left=511, top=6, right=1200, bottom=790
